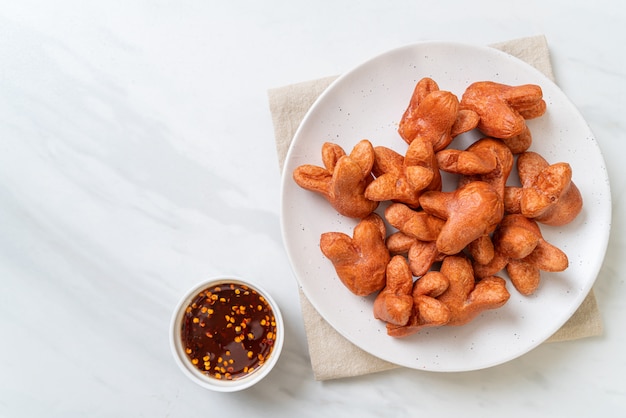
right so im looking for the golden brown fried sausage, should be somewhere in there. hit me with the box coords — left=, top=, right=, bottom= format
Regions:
left=293, top=140, right=379, bottom=218
left=504, top=151, right=583, bottom=226
left=437, top=255, right=510, bottom=326
left=419, top=181, right=504, bottom=255
left=320, top=213, right=391, bottom=296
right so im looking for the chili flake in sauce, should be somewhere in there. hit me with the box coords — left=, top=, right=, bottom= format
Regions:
left=181, top=282, right=277, bottom=380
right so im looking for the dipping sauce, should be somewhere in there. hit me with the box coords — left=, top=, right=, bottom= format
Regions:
left=181, top=282, right=278, bottom=381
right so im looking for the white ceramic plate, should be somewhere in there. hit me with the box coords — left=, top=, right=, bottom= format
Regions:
left=280, top=42, right=611, bottom=372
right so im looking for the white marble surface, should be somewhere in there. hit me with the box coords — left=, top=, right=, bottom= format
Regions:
left=0, top=1, right=624, bottom=416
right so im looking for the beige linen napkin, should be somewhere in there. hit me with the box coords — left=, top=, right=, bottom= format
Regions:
left=269, top=35, right=603, bottom=381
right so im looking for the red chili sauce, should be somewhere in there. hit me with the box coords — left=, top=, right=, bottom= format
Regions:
left=181, top=282, right=277, bottom=380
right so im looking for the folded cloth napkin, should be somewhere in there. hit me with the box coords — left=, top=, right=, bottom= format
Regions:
left=268, top=35, right=603, bottom=381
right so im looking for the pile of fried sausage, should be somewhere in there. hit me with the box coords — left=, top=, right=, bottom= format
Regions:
left=293, top=78, right=583, bottom=337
